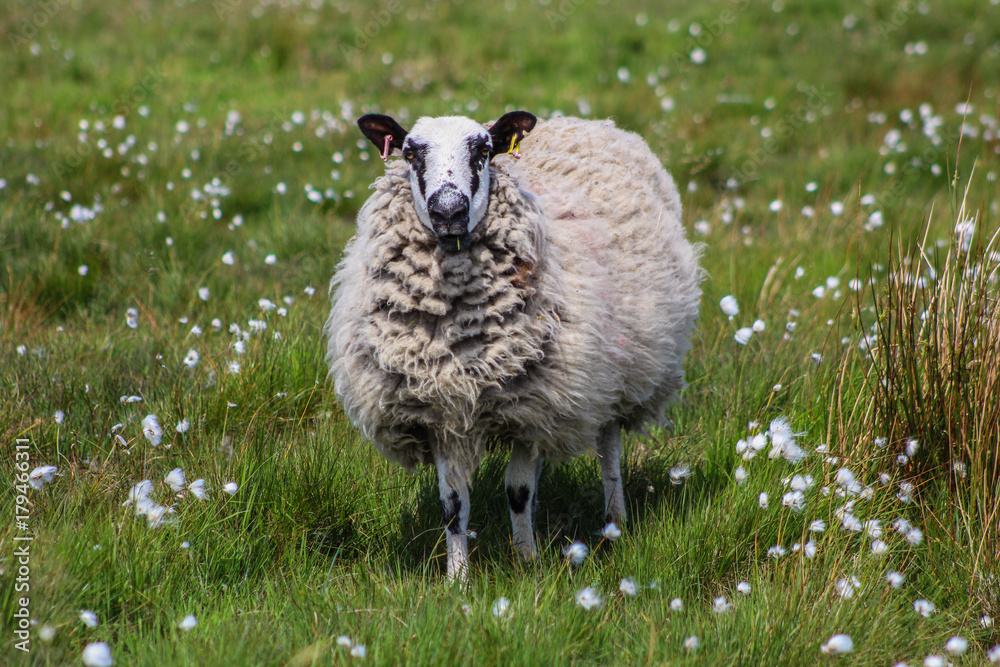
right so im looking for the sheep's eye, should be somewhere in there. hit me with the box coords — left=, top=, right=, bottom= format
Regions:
left=479, top=145, right=490, bottom=158
left=403, top=148, right=415, bottom=162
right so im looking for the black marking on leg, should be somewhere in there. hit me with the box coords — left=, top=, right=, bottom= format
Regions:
left=441, top=490, right=463, bottom=534
left=604, top=513, right=614, bottom=524
left=506, top=484, right=530, bottom=514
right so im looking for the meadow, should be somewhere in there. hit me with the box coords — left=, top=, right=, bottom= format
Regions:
left=1, top=0, right=999, bottom=664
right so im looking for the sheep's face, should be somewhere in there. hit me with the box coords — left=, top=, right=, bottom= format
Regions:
left=358, top=111, right=537, bottom=252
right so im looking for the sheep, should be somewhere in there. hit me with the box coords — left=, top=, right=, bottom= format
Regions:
left=326, top=111, right=702, bottom=579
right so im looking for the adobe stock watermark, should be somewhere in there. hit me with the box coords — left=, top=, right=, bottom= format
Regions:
left=667, top=0, right=752, bottom=77
left=178, top=110, right=293, bottom=220
left=338, top=0, right=406, bottom=61
left=7, top=0, right=73, bottom=50
left=871, top=124, right=962, bottom=210
left=732, top=84, right=834, bottom=184
left=876, top=0, right=922, bottom=37
left=52, top=66, right=166, bottom=179
left=12, top=439, right=34, bottom=653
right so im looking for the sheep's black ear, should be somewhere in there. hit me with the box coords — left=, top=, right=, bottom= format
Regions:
left=357, top=114, right=408, bottom=159
left=489, top=111, right=537, bottom=158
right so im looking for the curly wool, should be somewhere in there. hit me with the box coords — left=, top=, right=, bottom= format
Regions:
left=327, top=116, right=702, bottom=477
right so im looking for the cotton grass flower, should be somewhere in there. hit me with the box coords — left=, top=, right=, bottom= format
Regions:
left=820, top=634, right=854, bottom=654
left=600, top=523, right=621, bottom=540
left=669, top=463, right=692, bottom=485
left=734, top=327, right=754, bottom=345
left=188, top=479, right=207, bottom=500
left=564, top=541, right=588, bottom=565
left=619, top=578, right=638, bottom=596
left=223, top=482, right=238, bottom=495
left=719, top=295, right=739, bottom=318
left=758, top=492, right=769, bottom=509
left=183, top=349, right=199, bottom=368
left=669, top=598, right=684, bottom=611
left=767, top=545, right=787, bottom=559
left=887, top=571, right=904, bottom=588
left=54, top=410, right=65, bottom=424
left=176, top=419, right=190, bottom=434
left=914, top=599, right=935, bottom=617
left=164, top=468, right=186, bottom=492
left=81, top=642, right=114, bottom=667
left=683, top=636, right=700, bottom=651
left=336, top=636, right=353, bottom=648
left=29, top=465, right=59, bottom=490
left=350, top=644, right=366, bottom=658
left=178, top=615, right=197, bottom=631
left=981, top=615, right=993, bottom=629
left=142, top=414, right=163, bottom=446
left=988, top=645, right=1000, bottom=663
left=737, top=582, right=751, bottom=595
left=80, top=610, right=99, bottom=627
left=575, top=586, right=603, bottom=610
left=871, top=539, right=889, bottom=556
left=809, top=520, right=826, bottom=532
left=944, top=636, right=967, bottom=655
left=491, top=597, right=511, bottom=619
left=734, top=466, right=747, bottom=485
left=712, top=596, right=732, bottom=613
left=782, top=490, right=806, bottom=512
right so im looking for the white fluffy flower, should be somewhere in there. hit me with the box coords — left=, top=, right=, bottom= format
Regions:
left=164, top=468, right=186, bottom=492
left=887, top=571, right=904, bottom=588
left=142, top=414, right=163, bottom=447
left=669, top=598, right=684, bottom=611
left=223, top=481, right=238, bottom=495
left=600, top=523, right=621, bottom=540
left=183, top=349, right=200, bottom=368
left=669, top=463, right=692, bottom=485
left=802, top=540, right=817, bottom=559
left=176, top=419, right=190, bottom=434
left=914, top=598, right=935, bottom=617
left=29, top=465, right=59, bottom=490
left=81, top=642, right=114, bottom=667
left=734, top=327, right=754, bottom=345
left=944, top=636, right=967, bottom=655
left=719, top=295, right=739, bottom=318
left=619, top=577, right=638, bottom=596
left=712, top=596, right=732, bottom=613
left=350, top=644, right=366, bottom=658
left=809, top=520, right=826, bottom=533
left=988, top=645, right=1000, bottom=663
left=491, top=597, right=511, bottom=619
left=564, top=541, right=588, bottom=565
left=683, top=636, right=700, bottom=651
left=734, top=466, right=747, bottom=485
left=767, top=545, right=787, bottom=559
left=575, top=586, right=603, bottom=610
left=79, top=610, right=99, bottom=627
left=737, top=582, right=751, bottom=595
left=759, top=492, right=769, bottom=509
left=178, top=615, right=197, bottom=631
left=782, top=490, right=806, bottom=512
left=871, top=539, right=888, bottom=556
left=820, top=634, right=854, bottom=655
left=336, top=636, right=353, bottom=648
left=186, top=479, right=206, bottom=500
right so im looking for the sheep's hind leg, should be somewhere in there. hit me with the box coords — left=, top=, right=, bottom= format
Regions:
left=597, top=422, right=626, bottom=526
left=434, top=457, right=472, bottom=582
left=506, top=444, right=541, bottom=559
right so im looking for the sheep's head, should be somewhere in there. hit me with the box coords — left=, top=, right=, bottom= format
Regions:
left=358, top=111, right=537, bottom=252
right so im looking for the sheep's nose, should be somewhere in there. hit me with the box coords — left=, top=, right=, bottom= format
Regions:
left=429, top=197, right=469, bottom=225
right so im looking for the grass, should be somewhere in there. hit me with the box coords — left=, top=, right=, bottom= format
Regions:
left=2, top=0, right=1000, bottom=664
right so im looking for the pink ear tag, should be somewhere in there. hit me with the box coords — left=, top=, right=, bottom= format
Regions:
left=380, top=135, right=392, bottom=161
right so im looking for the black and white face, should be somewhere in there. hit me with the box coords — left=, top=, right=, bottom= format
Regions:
left=402, top=117, right=492, bottom=251
left=357, top=111, right=537, bottom=252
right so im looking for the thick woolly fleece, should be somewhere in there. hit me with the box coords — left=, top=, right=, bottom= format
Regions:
left=326, top=116, right=702, bottom=486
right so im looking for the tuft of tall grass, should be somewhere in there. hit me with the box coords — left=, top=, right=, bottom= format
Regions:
left=858, top=195, right=1000, bottom=612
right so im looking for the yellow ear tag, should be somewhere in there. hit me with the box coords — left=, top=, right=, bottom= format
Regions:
left=506, top=134, right=522, bottom=159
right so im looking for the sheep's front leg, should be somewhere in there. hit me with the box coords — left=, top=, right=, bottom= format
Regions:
left=506, top=445, right=542, bottom=559
left=434, top=457, right=472, bottom=581
left=597, top=422, right=626, bottom=526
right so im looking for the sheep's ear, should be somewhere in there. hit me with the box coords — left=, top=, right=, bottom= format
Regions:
left=489, top=111, right=537, bottom=158
left=357, top=114, right=408, bottom=159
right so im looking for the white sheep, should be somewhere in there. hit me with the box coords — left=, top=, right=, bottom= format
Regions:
left=326, top=111, right=702, bottom=579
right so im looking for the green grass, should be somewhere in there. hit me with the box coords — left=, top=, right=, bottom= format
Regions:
left=2, top=0, right=1000, bottom=664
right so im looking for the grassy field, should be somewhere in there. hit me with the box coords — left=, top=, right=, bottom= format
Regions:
left=2, top=0, right=1000, bottom=664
